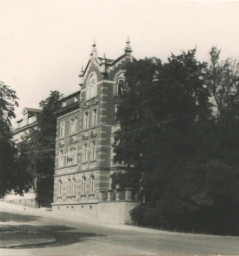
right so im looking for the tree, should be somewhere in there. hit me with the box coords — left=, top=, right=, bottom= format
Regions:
left=206, top=47, right=239, bottom=116
left=0, top=82, right=31, bottom=197
left=114, top=49, right=239, bottom=235
left=22, top=91, right=62, bottom=206
left=114, top=50, right=210, bottom=196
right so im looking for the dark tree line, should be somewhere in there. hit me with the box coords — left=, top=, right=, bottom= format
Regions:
left=0, top=82, right=32, bottom=197
left=17, top=91, right=62, bottom=207
left=113, top=48, right=239, bottom=235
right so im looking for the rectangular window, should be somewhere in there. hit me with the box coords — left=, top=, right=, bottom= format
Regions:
left=82, top=177, right=86, bottom=194
left=70, top=118, right=77, bottom=135
left=67, top=147, right=77, bottom=165
left=82, top=143, right=88, bottom=162
left=59, top=122, right=65, bottom=138
left=91, top=141, right=96, bottom=161
left=90, top=176, right=94, bottom=194
left=84, top=112, right=89, bottom=129
left=71, top=147, right=77, bottom=164
left=72, top=178, right=76, bottom=195
left=59, top=150, right=64, bottom=167
left=92, top=109, right=97, bottom=127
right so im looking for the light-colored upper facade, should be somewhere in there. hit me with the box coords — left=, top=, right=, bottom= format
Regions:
left=52, top=40, right=133, bottom=212
left=13, top=108, right=41, bottom=143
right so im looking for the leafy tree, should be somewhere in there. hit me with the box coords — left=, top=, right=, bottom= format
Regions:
left=206, top=47, right=239, bottom=116
left=19, top=91, right=62, bottom=206
left=114, top=49, right=239, bottom=235
left=114, top=50, right=210, bottom=197
left=0, top=82, right=31, bottom=197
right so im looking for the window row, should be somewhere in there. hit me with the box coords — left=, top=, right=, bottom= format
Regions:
left=59, top=109, right=97, bottom=138
left=58, top=176, right=94, bottom=197
left=59, top=117, right=78, bottom=138
left=59, top=147, right=77, bottom=167
left=58, top=142, right=96, bottom=168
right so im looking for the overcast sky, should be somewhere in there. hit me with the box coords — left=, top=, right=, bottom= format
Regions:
left=1, top=0, right=239, bottom=121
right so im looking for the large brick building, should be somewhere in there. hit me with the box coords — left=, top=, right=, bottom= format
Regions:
left=52, top=40, right=138, bottom=223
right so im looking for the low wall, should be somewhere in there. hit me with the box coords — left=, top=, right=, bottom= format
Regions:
left=97, top=201, right=138, bottom=224
left=4, top=192, right=38, bottom=208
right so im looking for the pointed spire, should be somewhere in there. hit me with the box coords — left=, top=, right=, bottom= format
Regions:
left=100, top=52, right=107, bottom=74
left=125, top=36, right=132, bottom=56
left=90, top=39, right=97, bottom=59
left=79, top=65, right=84, bottom=86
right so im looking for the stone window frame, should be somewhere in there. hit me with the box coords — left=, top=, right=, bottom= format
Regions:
left=59, top=149, right=65, bottom=167
left=82, top=143, right=88, bottom=162
left=92, top=108, right=97, bottom=127
left=90, top=175, right=95, bottom=194
left=58, top=180, right=62, bottom=197
left=67, top=146, right=77, bottom=166
left=70, top=117, right=78, bottom=135
left=59, top=121, right=65, bottom=138
left=82, top=176, right=86, bottom=194
left=83, top=111, right=89, bottom=130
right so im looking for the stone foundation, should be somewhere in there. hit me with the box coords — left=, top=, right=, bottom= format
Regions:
left=52, top=188, right=139, bottom=224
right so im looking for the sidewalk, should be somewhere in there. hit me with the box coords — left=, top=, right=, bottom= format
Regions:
left=0, top=201, right=167, bottom=235
left=1, top=201, right=236, bottom=239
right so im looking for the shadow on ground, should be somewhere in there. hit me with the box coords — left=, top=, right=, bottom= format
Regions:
left=0, top=212, right=41, bottom=222
left=0, top=224, right=104, bottom=248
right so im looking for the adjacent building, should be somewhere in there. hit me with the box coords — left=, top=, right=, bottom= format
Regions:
left=4, top=108, right=41, bottom=208
left=52, top=41, right=138, bottom=224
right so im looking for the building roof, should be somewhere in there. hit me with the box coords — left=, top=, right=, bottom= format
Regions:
left=23, top=108, right=41, bottom=113
left=60, top=90, right=81, bottom=102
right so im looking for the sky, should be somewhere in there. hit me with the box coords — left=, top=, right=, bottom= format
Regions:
left=1, top=0, right=239, bottom=122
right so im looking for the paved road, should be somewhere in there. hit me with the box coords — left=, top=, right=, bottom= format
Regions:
left=0, top=202, right=239, bottom=255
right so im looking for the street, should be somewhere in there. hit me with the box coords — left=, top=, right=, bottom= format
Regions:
left=0, top=202, right=239, bottom=255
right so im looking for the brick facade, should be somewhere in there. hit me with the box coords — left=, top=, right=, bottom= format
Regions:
left=52, top=41, right=138, bottom=223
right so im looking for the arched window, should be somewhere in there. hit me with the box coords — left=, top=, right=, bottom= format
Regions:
left=117, top=79, right=125, bottom=96
left=86, top=72, right=97, bottom=100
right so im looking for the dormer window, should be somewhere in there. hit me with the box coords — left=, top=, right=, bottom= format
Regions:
left=62, top=101, right=66, bottom=107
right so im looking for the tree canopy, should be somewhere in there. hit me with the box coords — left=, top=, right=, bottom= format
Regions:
left=113, top=48, right=239, bottom=235
left=18, top=90, right=62, bottom=206
left=0, top=82, right=31, bottom=197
